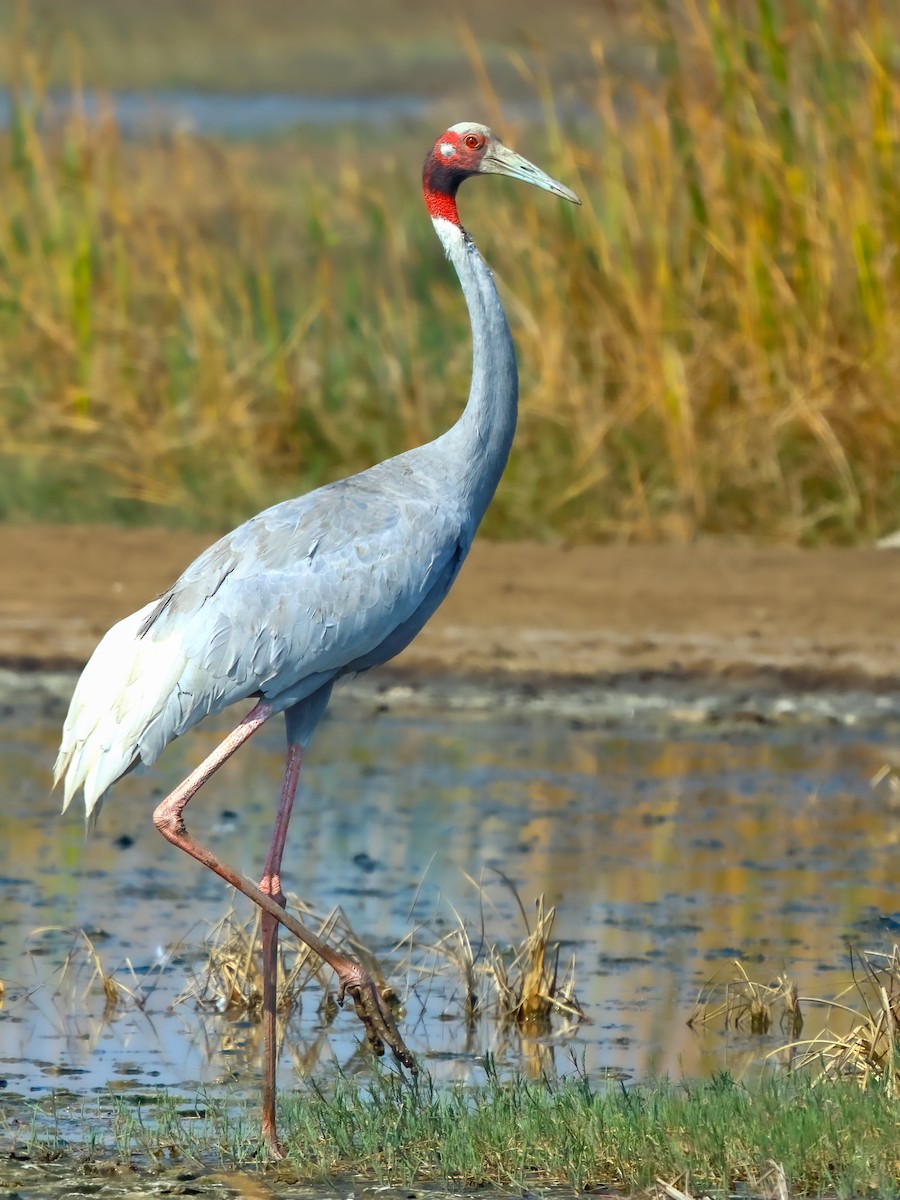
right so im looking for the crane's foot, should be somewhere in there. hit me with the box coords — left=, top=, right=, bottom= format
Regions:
left=336, top=965, right=418, bottom=1073
left=260, top=1125, right=286, bottom=1161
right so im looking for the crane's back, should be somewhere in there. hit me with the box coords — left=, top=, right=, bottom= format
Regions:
left=55, top=120, right=581, bottom=821
left=54, top=442, right=478, bottom=817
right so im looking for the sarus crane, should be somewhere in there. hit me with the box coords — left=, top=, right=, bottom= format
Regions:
left=55, top=122, right=580, bottom=1154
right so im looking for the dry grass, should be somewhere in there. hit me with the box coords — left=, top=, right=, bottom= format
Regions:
left=689, top=961, right=803, bottom=1041
left=485, top=893, right=585, bottom=1030
left=23, top=924, right=167, bottom=1015
left=16, top=915, right=900, bottom=1114
left=408, top=881, right=586, bottom=1033
left=654, top=1161, right=791, bottom=1200
left=176, top=897, right=384, bottom=1021
left=179, top=881, right=586, bottom=1057
left=4, top=889, right=584, bottom=1089
left=3, top=1, right=900, bottom=541
left=0, top=0, right=607, bottom=96
left=688, top=945, right=900, bottom=1092
left=786, top=945, right=900, bottom=1089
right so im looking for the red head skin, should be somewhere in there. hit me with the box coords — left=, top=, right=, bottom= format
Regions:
left=422, top=127, right=490, bottom=225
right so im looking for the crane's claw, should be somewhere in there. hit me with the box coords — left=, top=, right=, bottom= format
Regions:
left=337, top=969, right=418, bottom=1073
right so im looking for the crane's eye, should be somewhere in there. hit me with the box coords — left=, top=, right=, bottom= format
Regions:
left=464, top=133, right=482, bottom=150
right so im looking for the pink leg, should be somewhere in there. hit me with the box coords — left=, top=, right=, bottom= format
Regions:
left=258, top=741, right=303, bottom=1155
left=151, top=702, right=417, bottom=1152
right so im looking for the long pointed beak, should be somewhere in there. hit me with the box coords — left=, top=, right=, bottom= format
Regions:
left=481, top=141, right=581, bottom=205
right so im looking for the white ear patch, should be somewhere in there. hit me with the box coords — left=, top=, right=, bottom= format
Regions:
left=440, top=142, right=455, bottom=157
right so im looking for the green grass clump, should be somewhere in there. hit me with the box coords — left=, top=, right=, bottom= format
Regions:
left=3, top=1, right=900, bottom=542
left=14, top=1069, right=900, bottom=1193
left=274, top=1069, right=900, bottom=1192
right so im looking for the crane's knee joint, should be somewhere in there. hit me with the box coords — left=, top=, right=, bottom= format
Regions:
left=152, top=802, right=184, bottom=841
left=259, top=875, right=287, bottom=908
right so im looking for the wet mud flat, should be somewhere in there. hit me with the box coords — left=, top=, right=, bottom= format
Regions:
left=2, top=1150, right=560, bottom=1200
left=0, top=1157, right=588, bottom=1200
left=8, top=515, right=900, bottom=737
left=3, top=527, right=900, bottom=687
left=7, top=652, right=900, bottom=740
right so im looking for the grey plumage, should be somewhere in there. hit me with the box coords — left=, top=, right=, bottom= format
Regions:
left=55, top=120, right=580, bottom=823
left=58, top=445, right=467, bottom=812
left=53, top=121, right=580, bottom=1154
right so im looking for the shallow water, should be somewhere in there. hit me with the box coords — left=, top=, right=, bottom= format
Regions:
left=0, top=90, right=578, bottom=138
left=1, top=693, right=899, bottom=1122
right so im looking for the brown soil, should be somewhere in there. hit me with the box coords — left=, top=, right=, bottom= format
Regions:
left=4, top=524, right=899, bottom=686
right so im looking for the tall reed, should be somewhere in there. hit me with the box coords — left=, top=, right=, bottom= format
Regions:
left=2, top=0, right=900, bottom=542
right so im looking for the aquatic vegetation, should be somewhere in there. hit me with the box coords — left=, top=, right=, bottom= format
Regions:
left=7, top=1067, right=900, bottom=1192
left=689, top=961, right=803, bottom=1040
left=178, top=883, right=586, bottom=1052
left=1, top=2, right=900, bottom=541
left=788, top=944, right=900, bottom=1087
left=689, top=948, right=900, bottom=1089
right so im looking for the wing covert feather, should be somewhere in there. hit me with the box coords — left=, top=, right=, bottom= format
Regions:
left=55, top=456, right=470, bottom=818
left=143, top=469, right=467, bottom=729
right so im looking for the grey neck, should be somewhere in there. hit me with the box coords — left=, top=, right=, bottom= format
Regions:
left=431, top=215, right=518, bottom=528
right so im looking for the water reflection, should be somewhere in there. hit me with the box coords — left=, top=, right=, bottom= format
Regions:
left=1, top=699, right=898, bottom=1105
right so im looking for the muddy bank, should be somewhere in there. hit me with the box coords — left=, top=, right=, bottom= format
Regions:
left=5, top=525, right=900, bottom=722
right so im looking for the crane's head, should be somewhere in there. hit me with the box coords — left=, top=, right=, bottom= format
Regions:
left=423, top=122, right=580, bottom=225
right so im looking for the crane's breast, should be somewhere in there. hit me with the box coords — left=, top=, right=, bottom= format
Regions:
left=140, top=477, right=468, bottom=728
left=56, top=458, right=471, bottom=817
